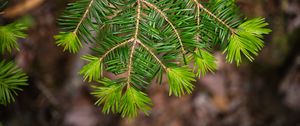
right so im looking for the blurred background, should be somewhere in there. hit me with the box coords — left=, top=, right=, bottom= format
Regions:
left=1, top=0, right=300, bottom=126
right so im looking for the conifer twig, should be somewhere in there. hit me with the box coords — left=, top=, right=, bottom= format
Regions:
left=126, top=0, right=141, bottom=87
left=192, top=0, right=237, bottom=34
left=141, top=0, right=187, bottom=63
left=73, top=0, right=95, bottom=34
left=194, top=0, right=201, bottom=42
left=136, top=40, right=168, bottom=71
left=126, top=41, right=137, bottom=88
left=99, top=39, right=133, bottom=61
left=134, top=0, right=141, bottom=40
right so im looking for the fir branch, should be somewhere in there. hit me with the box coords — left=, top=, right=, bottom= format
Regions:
left=58, top=0, right=272, bottom=117
left=99, top=39, right=133, bottom=61
left=194, top=49, right=217, bottom=77
left=79, top=39, right=132, bottom=82
left=142, top=0, right=187, bottom=63
left=195, top=0, right=201, bottom=42
left=126, top=41, right=137, bottom=87
left=92, top=78, right=123, bottom=114
left=224, top=18, right=271, bottom=64
left=134, top=0, right=141, bottom=40
left=167, top=66, right=196, bottom=96
left=0, top=2, right=29, bottom=106
left=192, top=0, right=236, bottom=34
left=120, top=87, right=152, bottom=117
left=73, top=0, right=95, bottom=34
left=80, top=55, right=103, bottom=82
left=136, top=40, right=168, bottom=71
left=0, top=18, right=30, bottom=54
left=55, top=32, right=82, bottom=53
left=55, top=0, right=112, bottom=53
left=0, top=60, right=28, bottom=105
left=126, top=0, right=141, bottom=88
